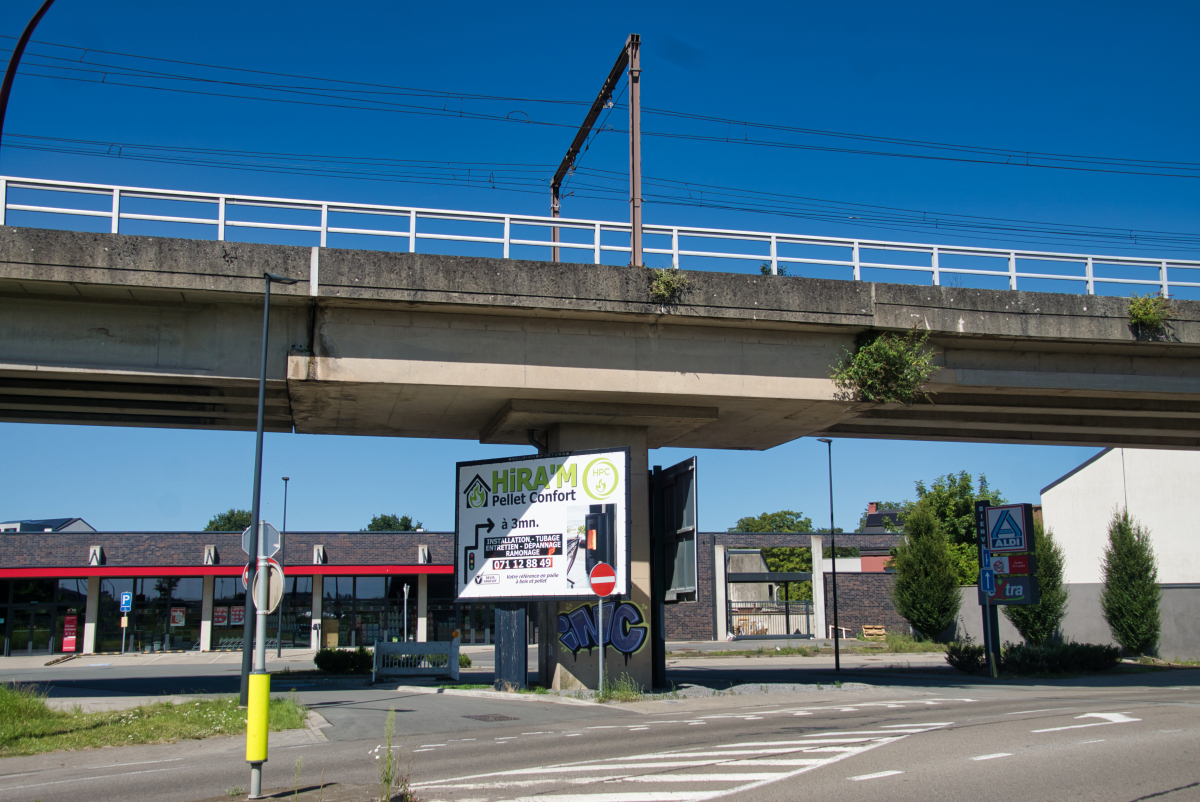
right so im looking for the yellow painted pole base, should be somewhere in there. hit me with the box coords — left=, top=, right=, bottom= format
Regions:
left=245, top=672, right=271, bottom=763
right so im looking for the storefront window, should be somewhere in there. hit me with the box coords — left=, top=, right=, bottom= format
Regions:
left=212, top=577, right=247, bottom=649
left=266, top=577, right=312, bottom=649
left=97, top=578, right=132, bottom=653
left=324, top=577, right=354, bottom=647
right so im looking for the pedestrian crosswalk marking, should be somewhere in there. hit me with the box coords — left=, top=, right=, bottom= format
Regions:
left=414, top=722, right=953, bottom=802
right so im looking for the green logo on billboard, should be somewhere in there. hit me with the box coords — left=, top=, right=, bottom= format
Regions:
left=582, top=458, right=619, bottom=500
left=464, top=475, right=490, bottom=508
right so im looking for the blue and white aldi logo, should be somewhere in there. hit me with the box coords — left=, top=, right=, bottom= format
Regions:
left=985, top=504, right=1028, bottom=552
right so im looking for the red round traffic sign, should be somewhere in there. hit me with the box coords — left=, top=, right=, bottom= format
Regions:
left=589, top=562, right=616, bottom=597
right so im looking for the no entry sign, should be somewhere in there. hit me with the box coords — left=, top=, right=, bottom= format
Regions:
left=589, top=562, right=616, bottom=597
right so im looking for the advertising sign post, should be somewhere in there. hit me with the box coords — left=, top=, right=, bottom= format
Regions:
left=457, top=448, right=631, bottom=692
left=975, top=501, right=1039, bottom=677
left=455, top=448, right=631, bottom=603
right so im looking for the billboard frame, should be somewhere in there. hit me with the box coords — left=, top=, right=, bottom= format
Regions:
left=453, top=447, right=632, bottom=603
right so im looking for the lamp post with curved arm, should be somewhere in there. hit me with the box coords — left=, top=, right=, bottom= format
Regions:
left=0, top=0, right=58, bottom=158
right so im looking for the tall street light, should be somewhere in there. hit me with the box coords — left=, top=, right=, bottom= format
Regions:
left=817, top=437, right=840, bottom=673
left=239, top=272, right=299, bottom=709
left=277, top=476, right=289, bottom=659
left=0, top=0, right=57, bottom=156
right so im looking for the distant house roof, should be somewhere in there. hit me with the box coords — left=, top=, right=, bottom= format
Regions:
left=0, top=517, right=96, bottom=533
left=862, top=509, right=902, bottom=534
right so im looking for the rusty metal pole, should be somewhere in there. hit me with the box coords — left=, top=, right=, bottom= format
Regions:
left=627, top=34, right=642, bottom=267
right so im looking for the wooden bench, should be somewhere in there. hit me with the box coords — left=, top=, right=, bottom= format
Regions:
left=862, top=625, right=887, bottom=641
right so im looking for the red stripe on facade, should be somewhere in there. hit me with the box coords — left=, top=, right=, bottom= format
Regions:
left=0, top=565, right=453, bottom=578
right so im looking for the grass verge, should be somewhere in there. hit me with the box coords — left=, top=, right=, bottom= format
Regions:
left=0, top=683, right=307, bottom=757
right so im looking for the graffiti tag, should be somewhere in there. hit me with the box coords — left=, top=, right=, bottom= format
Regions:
left=557, top=601, right=647, bottom=662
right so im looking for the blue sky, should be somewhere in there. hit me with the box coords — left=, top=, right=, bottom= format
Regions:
left=2, top=1, right=1194, bottom=532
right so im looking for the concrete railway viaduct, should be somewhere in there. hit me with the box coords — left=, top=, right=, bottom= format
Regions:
left=2, top=225, right=1198, bottom=688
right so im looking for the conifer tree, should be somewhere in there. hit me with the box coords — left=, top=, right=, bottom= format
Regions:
left=1100, top=508, right=1161, bottom=655
left=1004, top=520, right=1068, bottom=646
left=890, top=502, right=961, bottom=641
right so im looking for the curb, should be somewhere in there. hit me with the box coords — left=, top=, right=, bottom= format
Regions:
left=393, top=685, right=603, bottom=707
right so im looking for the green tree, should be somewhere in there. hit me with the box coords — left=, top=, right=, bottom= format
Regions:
left=1003, top=520, right=1068, bottom=646
left=730, top=510, right=813, bottom=533
left=363, top=514, right=422, bottom=532
left=890, top=502, right=961, bottom=641
left=204, top=508, right=251, bottom=532
left=1100, top=508, right=1161, bottom=655
left=901, top=472, right=1006, bottom=546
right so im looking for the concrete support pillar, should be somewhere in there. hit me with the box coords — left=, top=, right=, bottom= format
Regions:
left=83, top=576, right=100, bottom=654
left=810, top=535, right=826, bottom=640
left=200, top=575, right=215, bottom=652
left=416, top=574, right=428, bottom=642
left=713, top=545, right=727, bottom=640
left=311, top=575, right=324, bottom=649
left=544, top=423, right=652, bottom=692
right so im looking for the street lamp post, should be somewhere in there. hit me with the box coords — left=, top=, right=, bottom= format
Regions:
left=0, top=0, right=57, bottom=156
left=239, top=272, right=298, bottom=800
left=277, top=476, right=289, bottom=659
left=817, top=437, right=840, bottom=673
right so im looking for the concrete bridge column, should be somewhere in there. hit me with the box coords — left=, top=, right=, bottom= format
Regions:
left=539, top=423, right=653, bottom=692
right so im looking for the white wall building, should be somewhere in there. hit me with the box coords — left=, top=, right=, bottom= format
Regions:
left=1039, top=448, right=1200, bottom=659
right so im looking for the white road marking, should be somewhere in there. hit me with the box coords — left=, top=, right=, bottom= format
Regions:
left=620, top=774, right=787, bottom=783
left=420, top=744, right=446, bottom=748
left=971, top=753, right=1012, bottom=761
left=1007, top=708, right=1073, bottom=715
left=1033, top=712, right=1141, bottom=733
left=850, top=770, right=904, bottom=781
left=1080, top=739, right=1106, bottom=744
left=5, top=766, right=182, bottom=792
left=413, top=749, right=438, bottom=753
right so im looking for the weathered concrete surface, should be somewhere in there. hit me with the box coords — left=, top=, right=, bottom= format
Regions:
left=2, top=226, right=1200, bottom=447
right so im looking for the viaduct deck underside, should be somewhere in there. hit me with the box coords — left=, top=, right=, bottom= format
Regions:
left=2, top=226, right=1199, bottom=450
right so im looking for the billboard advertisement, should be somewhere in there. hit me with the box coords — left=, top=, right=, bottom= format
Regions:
left=455, top=448, right=631, bottom=601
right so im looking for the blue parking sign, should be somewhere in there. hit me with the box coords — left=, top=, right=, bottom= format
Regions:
left=120, top=591, right=133, bottom=612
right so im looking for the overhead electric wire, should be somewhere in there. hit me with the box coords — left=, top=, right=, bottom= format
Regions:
left=6, top=132, right=1199, bottom=255
left=3, top=36, right=1198, bottom=180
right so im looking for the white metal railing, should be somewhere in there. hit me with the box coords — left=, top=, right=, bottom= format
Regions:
left=2, top=175, right=1198, bottom=297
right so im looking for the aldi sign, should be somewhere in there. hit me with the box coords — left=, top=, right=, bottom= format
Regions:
left=985, top=503, right=1034, bottom=553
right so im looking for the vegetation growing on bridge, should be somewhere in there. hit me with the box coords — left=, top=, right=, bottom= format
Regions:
left=647, top=267, right=691, bottom=305
left=1127, top=292, right=1175, bottom=338
left=830, top=328, right=939, bottom=405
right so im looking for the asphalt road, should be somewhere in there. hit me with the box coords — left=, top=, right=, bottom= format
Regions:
left=2, top=665, right=1198, bottom=802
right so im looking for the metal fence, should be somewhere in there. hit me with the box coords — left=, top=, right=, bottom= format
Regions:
left=726, top=600, right=814, bottom=640
left=4, top=175, right=1199, bottom=297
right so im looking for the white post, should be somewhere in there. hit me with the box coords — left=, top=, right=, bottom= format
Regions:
left=1008, top=252, right=1018, bottom=290
left=810, top=535, right=826, bottom=641
left=852, top=242, right=861, bottom=281
left=597, top=595, right=604, bottom=692
left=83, top=576, right=100, bottom=654
left=0, top=178, right=7, bottom=226
left=1161, top=260, right=1170, bottom=298
left=319, top=204, right=328, bottom=248
left=1086, top=257, right=1095, bottom=295
left=200, top=575, right=214, bottom=652
left=309, top=246, right=320, bottom=297
left=770, top=235, right=778, bottom=275
left=672, top=228, right=680, bottom=269
left=417, top=574, right=428, bottom=642
left=713, top=545, right=727, bottom=639
left=931, top=247, right=940, bottom=286
left=503, top=217, right=511, bottom=259
left=408, top=210, right=417, bottom=253
left=403, top=583, right=410, bottom=641
left=111, top=189, right=121, bottom=234
left=217, top=196, right=226, bottom=241
left=311, top=575, right=324, bottom=649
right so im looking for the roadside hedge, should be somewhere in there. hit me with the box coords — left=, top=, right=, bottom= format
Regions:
left=313, top=646, right=373, bottom=674
left=946, top=640, right=1121, bottom=676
